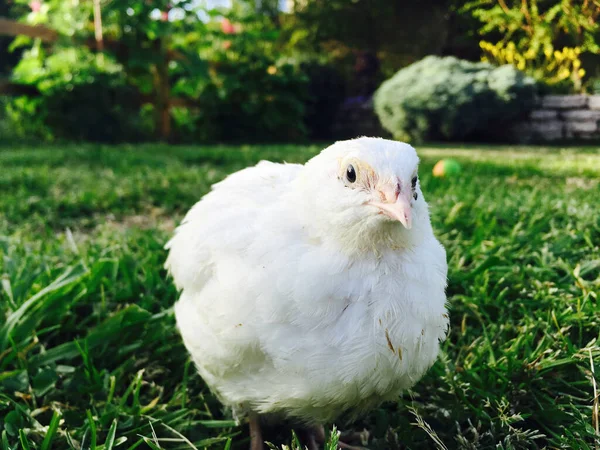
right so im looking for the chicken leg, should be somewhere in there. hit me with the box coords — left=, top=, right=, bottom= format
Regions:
left=249, top=414, right=264, bottom=450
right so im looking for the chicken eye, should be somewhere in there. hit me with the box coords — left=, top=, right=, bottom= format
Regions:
left=346, top=165, right=357, bottom=183
left=411, top=176, right=418, bottom=189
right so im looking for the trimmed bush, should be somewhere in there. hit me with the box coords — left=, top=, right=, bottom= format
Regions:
left=373, top=56, right=537, bottom=142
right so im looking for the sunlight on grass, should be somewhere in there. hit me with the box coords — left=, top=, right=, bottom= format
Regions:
left=1, top=143, right=599, bottom=449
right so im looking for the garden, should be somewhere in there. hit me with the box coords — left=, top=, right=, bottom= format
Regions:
left=1, top=1, right=600, bottom=449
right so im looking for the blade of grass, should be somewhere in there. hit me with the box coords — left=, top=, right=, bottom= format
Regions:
left=104, top=419, right=118, bottom=450
left=86, top=410, right=97, bottom=450
left=40, top=410, right=61, bottom=450
left=18, top=430, right=31, bottom=450
left=1, top=430, right=9, bottom=450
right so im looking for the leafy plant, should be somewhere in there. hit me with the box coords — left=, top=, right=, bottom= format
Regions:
left=373, top=55, right=537, bottom=142
left=300, top=61, right=346, bottom=140
left=8, top=44, right=145, bottom=142
left=464, top=0, right=600, bottom=92
left=479, top=41, right=585, bottom=88
left=7, top=0, right=210, bottom=142
left=4, top=0, right=311, bottom=143
left=170, top=4, right=309, bottom=142
left=0, top=95, right=52, bottom=142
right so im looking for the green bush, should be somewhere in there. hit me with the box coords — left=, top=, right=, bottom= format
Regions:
left=169, top=59, right=308, bottom=144
left=7, top=46, right=148, bottom=143
left=0, top=96, right=52, bottom=143
left=373, top=56, right=538, bottom=142
left=169, top=9, right=309, bottom=143
left=192, top=61, right=307, bottom=143
left=5, top=0, right=310, bottom=144
left=43, top=74, right=147, bottom=143
left=300, top=61, right=346, bottom=140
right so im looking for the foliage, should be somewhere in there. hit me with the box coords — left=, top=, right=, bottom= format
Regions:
left=4, top=0, right=309, bottom=143
left=0, top=0, right=26, bottom=74
left=0, top=96, right=52, bottom=142
left=191, top=63, right=307, bottom=143
left=7, top=45, right=146, bottom=142
left=287, top=0, right=465, bottom=83
left=43, top=75, right=148, bottom=143
left=464, top=0, right=600, bottom=92
left=299, top=61, right=346, bottom=140
left=170, top=4, right=309, bottom=142
left=12, top=45, right=121, bottom=91
left=373, top=56, right=537, bottom=142
left=1, top=143, right=600, bottom=449
left=97, top=0, right=211, bottom=98
left=5, top=0, right=209, bottom=142
left=480, top=40, right=585, bottom=91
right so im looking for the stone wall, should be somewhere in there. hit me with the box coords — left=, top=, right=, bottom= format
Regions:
left=512, top=95, right=600, bottom=143
left=332, top=94, right=600, bottom=143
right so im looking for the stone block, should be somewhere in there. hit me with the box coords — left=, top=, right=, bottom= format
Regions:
left=541, top=95, right=588, bottom=109
left=530, top=109, right=557, bottom=120
left=508, top=120, right=564, bottom=142
left=561, top=109, right=600, bottom=121
left=565, top=120, right=598, bottom=133
left=588, top=95, right=600, bottom=110
left=530, top=120, right=564, bottom=140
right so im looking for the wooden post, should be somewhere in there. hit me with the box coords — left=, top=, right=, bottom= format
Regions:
left=92, top=0, right=103, bottom=52
left=0, top=78, right=40, bottom=96
left=92, top=0, right=104, bottom=66
left=0, top=17, right=58, bottom=42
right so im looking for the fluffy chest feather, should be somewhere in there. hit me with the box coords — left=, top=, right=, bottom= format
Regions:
left=255, top=239, right=449, bottom=385
left=174, top=228, right=448, bottom=422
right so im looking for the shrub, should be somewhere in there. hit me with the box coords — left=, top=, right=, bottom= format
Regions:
left=7, top=0, right=310, bottom=144
left=464, top=0, right=600, bottom=93
left=300, top=61, right=346, bottom=140
left=480, top=41, right=586, bottom=92
left=192, top=61, right=308, bottom=143
left=43, top=75, right=147, bottom=143
left=169, top=11, right=309, bottom=143
left=9, top=46, right=147, bottom=143
left=373, top=56, right=537, bottom=142
left=0, top=96, right=52, bottom=143
left=169, top=58, right=308, bottom=144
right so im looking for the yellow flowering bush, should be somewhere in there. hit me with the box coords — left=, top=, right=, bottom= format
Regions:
left=480, top=40, right=585, bottom=90
left=465, top=0, right=600, bottom=93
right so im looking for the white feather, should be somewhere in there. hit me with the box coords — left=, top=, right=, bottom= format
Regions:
left=165, top=137, right=449, bottom=424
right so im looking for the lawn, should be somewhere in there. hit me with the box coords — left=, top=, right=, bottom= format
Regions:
left=1, top=142, right=600, bottom=450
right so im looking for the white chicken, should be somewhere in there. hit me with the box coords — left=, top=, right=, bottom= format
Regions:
left=165, top=137, right=449, bottom=449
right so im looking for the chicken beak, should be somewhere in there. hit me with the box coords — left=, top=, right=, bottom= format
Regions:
left=371, top=184, right=413, bottom=229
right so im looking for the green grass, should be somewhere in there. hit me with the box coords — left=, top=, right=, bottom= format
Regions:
left=1, top=142, right=599, bottom=449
